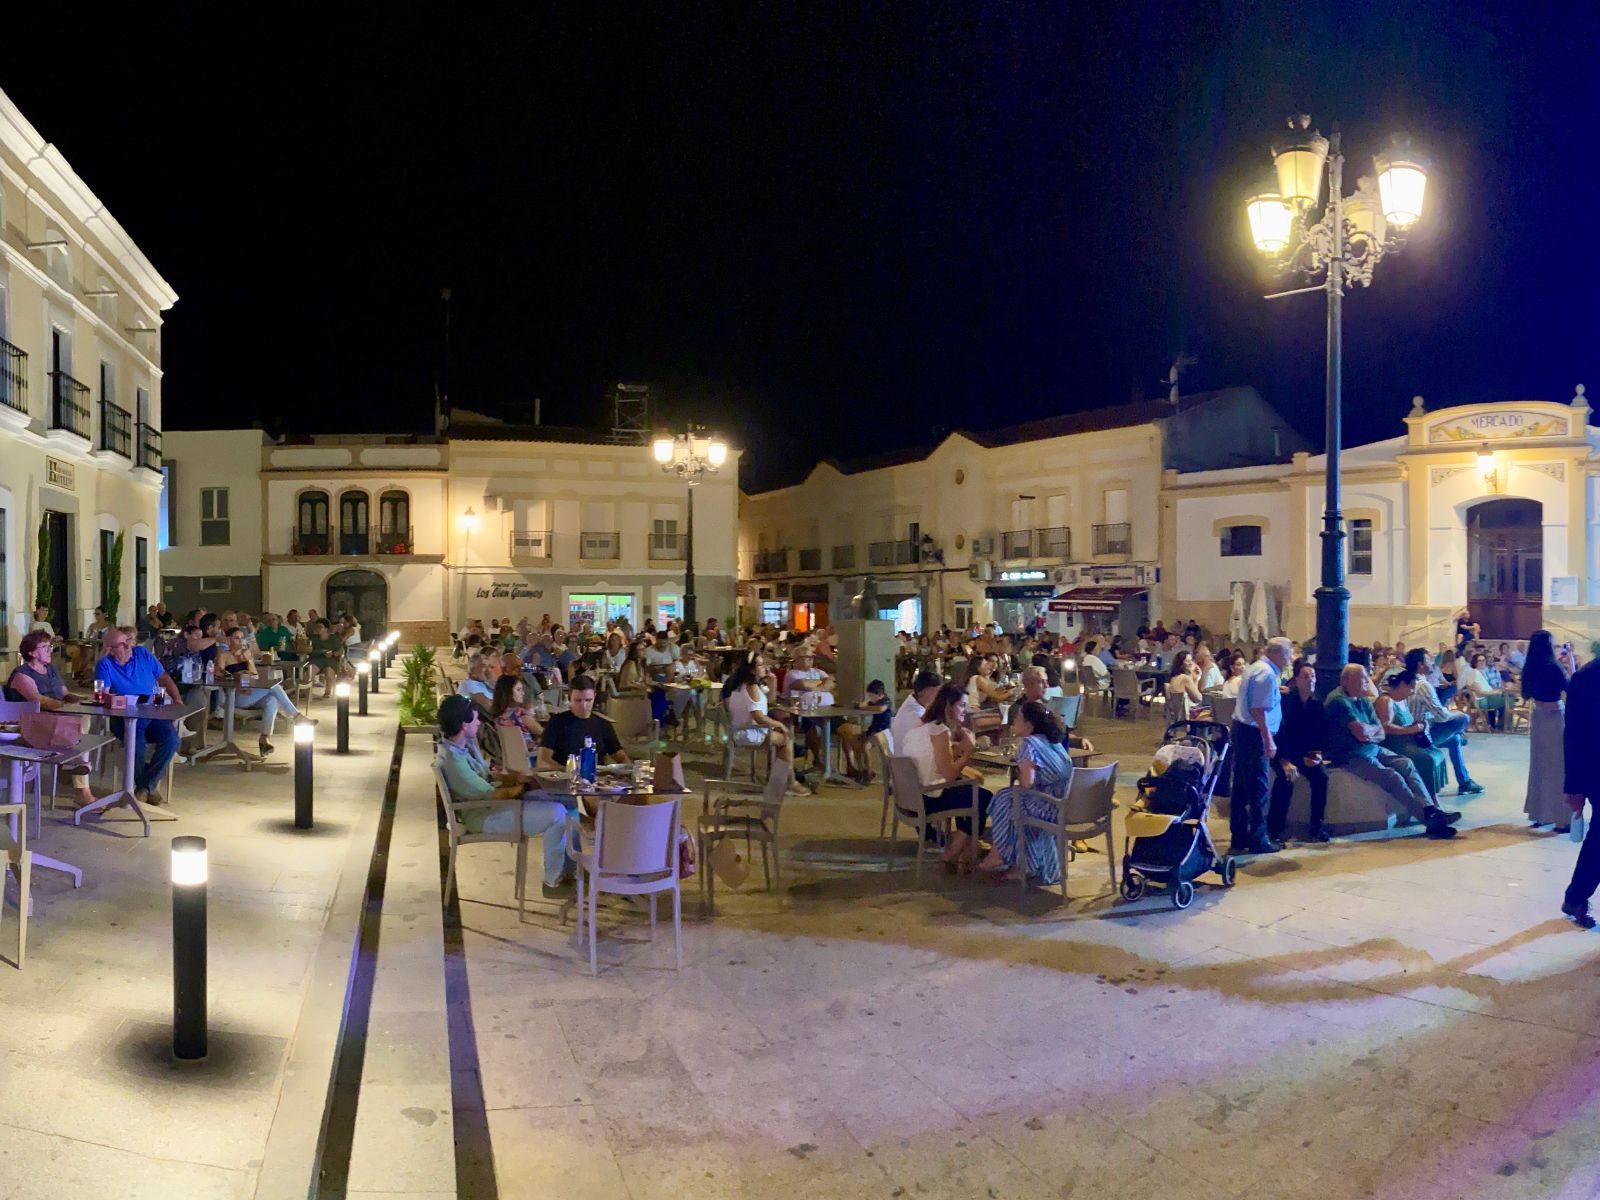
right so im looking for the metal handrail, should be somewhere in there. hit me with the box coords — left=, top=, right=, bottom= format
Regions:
left=580, top=531, right=621, bottom=559
left=0, top=336, right=27, bottom=414
left=99, top=398, right=132, bottom=456
left=49, top=370, right=91, bottom=437
left=136, top=423, right=163, bottom=469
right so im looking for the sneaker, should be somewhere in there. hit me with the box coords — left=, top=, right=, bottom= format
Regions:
left=1305, top=827, right=1333, bottom=844
left=258, top=738, right=275, bottom=755
left=1424, top=823, right=1458, bottom=839
left=542, top=881, right=576, bottom=899
left=1561, top=900, right=1597, bottom=929
left=1458, top=781, right=1485, bottom=795
left=1424, top=806, right=1462, bottom=826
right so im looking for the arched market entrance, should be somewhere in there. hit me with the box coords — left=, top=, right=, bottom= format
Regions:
left=1466, top=498, right=1542, bottom=640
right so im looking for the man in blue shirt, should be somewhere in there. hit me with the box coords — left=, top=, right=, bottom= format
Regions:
left=95, top=627, right=183, bottom=804
left=1230, top=638, right=1292, bottom=855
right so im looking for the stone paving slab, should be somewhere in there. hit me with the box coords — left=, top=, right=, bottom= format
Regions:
left=453, top=718, right=1600, bottom=1199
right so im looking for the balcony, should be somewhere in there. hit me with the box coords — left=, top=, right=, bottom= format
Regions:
left=374, top=525, right=414, bottom=555
left=98, top=398, right=132, bottom=457
left=49, top=371, right=92, bottom=440
left=868, top=539, right=918, bottom=568
left=291, top=526, right=332, bottom=555
left=831, top=544, right=855, bottom=570
left=510, top=530, right=553, bottom=560
left=580, top=530, right=620, bottom=560
left=136, top=423, right=162, bottom=470
left=753, top=548, right=790, bottom=576
left=649, top=532, right=685, bottom=561
left=798, top=547, right=822, bottom=571
left=1001, top=526, right=1070, bottom=560
left=0, top=336, right=27, bottom=417
left=1093, top=522, right=1132, bottom=556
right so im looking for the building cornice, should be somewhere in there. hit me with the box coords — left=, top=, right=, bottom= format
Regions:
left=0, top=238, right=164, bottom=378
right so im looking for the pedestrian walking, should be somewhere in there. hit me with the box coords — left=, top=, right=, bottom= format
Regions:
left=1560, top=656, right=1600, bottom=927
left=1522, top=631, right=1570, bottom=828
left=1230, top=636, right=1293, bottom=855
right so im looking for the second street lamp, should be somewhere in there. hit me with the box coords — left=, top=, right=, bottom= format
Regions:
left=651, top=426, right=728, bottom=628
left=1244, top=115, right=1429, bottom=697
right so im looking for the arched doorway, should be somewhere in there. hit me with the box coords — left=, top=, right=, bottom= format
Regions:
left=1467, top=498, right=1542, bottom=639
left=326, top=569, right=388, bottom=639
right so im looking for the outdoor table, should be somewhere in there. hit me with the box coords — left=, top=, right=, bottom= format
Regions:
left=971, top=745, right=1096, bottom=785
left=190, top=673, right=286, bottom=769
left=55, top=698, right=202, bottom=836
left=0, top=741, right=85, bottom=887
left=776, top=702, right=861, bottom=787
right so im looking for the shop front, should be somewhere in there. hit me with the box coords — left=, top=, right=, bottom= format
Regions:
left=872, top=579, right=924, bottom=634
left=791, top=583, right=830, bottom=633
left=986, top=574, right=1057, bottom=634
left=1048, top=585, right=1149, bottom=639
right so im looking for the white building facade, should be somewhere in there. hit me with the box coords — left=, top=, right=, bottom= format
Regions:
left=0, top=88, right=177, bottom=647
left=1164, top=390, right=1600, bottom=647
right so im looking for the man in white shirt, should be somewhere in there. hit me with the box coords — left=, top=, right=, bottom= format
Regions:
left=643, top=633, right=677, bottom=679
left=782, top=649, right=833, bottom=706
left=891, top=670, right=943, bottom=752
left=1231, top=636, right=1292, bottom=855
left=1079, top=641, right=1111, bottom=690
left=1195, top=645, right=1224, bottom=692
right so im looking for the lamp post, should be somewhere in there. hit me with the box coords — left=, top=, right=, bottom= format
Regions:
left=1245, top=116, right=1429, bottom=697
left=356, top=660, right=370, bottom=715
left=170, top=836, right=208, bottom=1061
left=651, top=427, right=729, bottom=628
left=293, top=719, right=315, bottom=830
left=334, top=681, right=350, bottom=753
left=457, top=506, right=478, bottom=632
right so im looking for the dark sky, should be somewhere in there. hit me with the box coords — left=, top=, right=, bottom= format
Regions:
left=6, top=3, right=1596, bottom=489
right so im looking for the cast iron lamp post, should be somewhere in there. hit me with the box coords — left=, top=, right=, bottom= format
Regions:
left=651, top=427, right=728, bottom=628
left=1245, top=116, right=1429, bottom=696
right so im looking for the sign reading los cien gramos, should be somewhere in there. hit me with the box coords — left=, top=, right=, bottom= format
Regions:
left=1427, top=409, right=1570, bottom=443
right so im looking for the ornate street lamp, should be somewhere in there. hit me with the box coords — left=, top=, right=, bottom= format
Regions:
left=1245, top=116, right=1429, bottom=696
left=651, top=427, right=728, bottom=627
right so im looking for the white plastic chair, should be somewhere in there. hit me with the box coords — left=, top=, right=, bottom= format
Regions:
left=885, top=755, right=981, bottom=883
left=0, top=800, right=29, bottom=969
left=572, top=796, right=682, bottom=974
left=1019, top=761, right=1119, bottom=906
left=607, top=694, right=661, bottom=757
left=697, top=760, right=791, bottom=914
left=870, top=731, right=894, bottom=836
left=431, top=760, right=529, bottom=916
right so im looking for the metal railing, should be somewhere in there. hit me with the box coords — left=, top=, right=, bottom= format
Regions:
left=831, top=544, right=856, bottom=570
left=868, top=539, right=918, bottom=567
left=99, top=398, right=132, bottom=456
left=649, top=532, right=685, bottom=560
left=798, top=547, right=822, bottom=571
left=580, top=530, right=620, bottom=559
left=0, top=337, right=26, bottom=414
left=136, top=423, right=162, bottom=469
left=1093, top=522, right=1132, bottom=555
left=49, top=370, right=91, bottom=438
left=374, top=524, right=414, bottom=554
left=291, top=526, right=332, bottom=555
left=510, top=530, right=553, bottom=559
left=339, top=530, right=370, bottom=556
left=753, top=548, right=790, bottom=575
left=1001, top=527, right=1071, bottom=559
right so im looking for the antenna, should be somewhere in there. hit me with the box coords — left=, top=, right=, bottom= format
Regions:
left=434, top=287, right=453, bottom=436
left=1166, top=352, right=1198, bottom=409
left=607, top=382, right=652, bottom=444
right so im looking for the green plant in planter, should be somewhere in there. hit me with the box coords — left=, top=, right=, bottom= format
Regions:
left=34, top=518, right=52, bottom=612
left=398, top=644, right=440, bottom=727
left=103, top=530, right=125, bottom=623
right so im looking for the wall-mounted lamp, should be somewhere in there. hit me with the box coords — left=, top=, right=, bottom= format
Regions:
left=1478, top=445, right=1501, bottom=494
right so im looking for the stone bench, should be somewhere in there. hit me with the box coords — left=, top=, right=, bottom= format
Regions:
left=1282, top=767, right=1401, bottom=836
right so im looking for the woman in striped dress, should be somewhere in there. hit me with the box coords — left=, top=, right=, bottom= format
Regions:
left=978, top=700, right=1074, bottom=882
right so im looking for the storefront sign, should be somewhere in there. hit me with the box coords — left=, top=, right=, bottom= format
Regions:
left=474, top=582, right=546, bottom=600
left=46, top=457, right=74, bottom=490
left=1427, top=409, right=1570, bottom=444
left=985, top=584, right=1056, bottom=600
left=998, top=569, right=1047, bottom=582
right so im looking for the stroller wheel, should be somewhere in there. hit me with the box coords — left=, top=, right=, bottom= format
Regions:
left=1218, top=857, right=1237, bottom=887
left=1172, top=880, right=1195, bottom=910
left=1120, top=870, right=1146, bottom=901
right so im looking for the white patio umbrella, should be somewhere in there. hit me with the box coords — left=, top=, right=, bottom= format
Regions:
left=1246, top=579, right=1273, bottom=641
left=1228, top=581, right=1249, bottom=643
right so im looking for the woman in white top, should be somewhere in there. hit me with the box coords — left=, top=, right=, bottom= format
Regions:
left=897, top=684, right=993, bottom=868
left=725, top=654, right=808, bottom=795
left=1165, top=650, right=1205, bottom=720
left=1221, top=653, right=1247, bottom=698
left=963, top=654, right=1015, bottom=740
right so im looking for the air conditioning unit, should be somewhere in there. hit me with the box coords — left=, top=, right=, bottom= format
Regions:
left=972, top=536, right=994, bottom=556
left=976, top=560, right=993, bottom=582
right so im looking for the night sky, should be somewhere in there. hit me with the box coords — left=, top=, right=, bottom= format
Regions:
left=5, top=4, right=1596, bottom=490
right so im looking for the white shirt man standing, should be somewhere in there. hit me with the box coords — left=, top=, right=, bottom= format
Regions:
left=1230, top=636, right=1292, bottom=855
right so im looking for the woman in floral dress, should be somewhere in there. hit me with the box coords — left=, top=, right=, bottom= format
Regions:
left=978, top=700, right=1074, bottom=881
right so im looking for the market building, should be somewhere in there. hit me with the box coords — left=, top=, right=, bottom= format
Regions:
left=1163, top=388, right=1600, bottom=647
left=738, top=388, right=1305, bottom=636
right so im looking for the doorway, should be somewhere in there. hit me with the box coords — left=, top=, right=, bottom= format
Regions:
left=326, top=569, right=388, bottom=640
left=1467, top=498, right=1542, bottom=639
left=43, top=510, right=71, bottom=637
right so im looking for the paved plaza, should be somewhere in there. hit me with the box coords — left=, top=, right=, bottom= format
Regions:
left=7, top=700, right=1600, bottom=1199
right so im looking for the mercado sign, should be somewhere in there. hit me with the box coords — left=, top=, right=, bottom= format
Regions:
left=474, top=581, right=546, bottom=600
left=1427, top=409, right=1570, bottom=444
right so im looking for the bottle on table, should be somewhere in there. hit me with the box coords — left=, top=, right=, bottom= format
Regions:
left=579, top=736, right=597, bottom=784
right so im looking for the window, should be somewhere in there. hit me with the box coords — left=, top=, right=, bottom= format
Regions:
left=953, top=599, right=973, bottom=630
left=651, top=518, right=679, bottom=549
left=298, top=490, right=330, bottom=552
left=0, top=506, right=8, bottom=649
left=1219, top=524, right=1262, bottom=557
left=200, top=487, right=229, bottom=545
left=339, top=491, right=369, bottom=555
left=99, top=529, right=116, bottom=611
left=135, top=536, right=148, bottom=616
left=1348, top=518, right=1373, bottom=576
left=378, top=490, right=410, bottom=551
left=199, top=576, right=230, bottom=594
left=655, top=593, right=681, bottom=626
left=761, top=600, right=790, bottom=626
left=567, top=592, right=635, bottom=630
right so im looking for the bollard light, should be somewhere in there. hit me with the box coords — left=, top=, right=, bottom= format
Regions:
left=334, top=681, right=350, bottom=753
left=293, top=719, right=315, bottom=829
left=356, top=661, right=370, bottom=715
left=171, top=836, right=208, bottom=1061
left=368, top=649, right=382, bottom=691
left=385, top=630, right=400, bottom=667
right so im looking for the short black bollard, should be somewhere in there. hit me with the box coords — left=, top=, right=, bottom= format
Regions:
left=335, top=681, right=350, bottom=753
left=357, top=662, right=369, bottom=715
left=171, top=836, right=208, bottom=1061
left=368, top=650, right=382, bottom=693
left=293, top=720, right=315, bottom=829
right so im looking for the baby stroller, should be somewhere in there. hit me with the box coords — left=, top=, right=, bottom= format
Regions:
left=1120, top=721, right=1236, bottom=909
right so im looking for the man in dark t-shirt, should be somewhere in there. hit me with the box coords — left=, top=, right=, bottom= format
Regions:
left=536, top=676, right=627, bottom=768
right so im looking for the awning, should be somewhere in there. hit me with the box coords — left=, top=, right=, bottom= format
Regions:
left=1047, top=585, right=1147, bottom=613
left=985, top=584, right=1057, bottom=600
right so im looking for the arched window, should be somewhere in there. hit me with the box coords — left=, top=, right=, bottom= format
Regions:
left=338, top=490, right=369, bottom=556
left=378, top=490, right=410, bottom=553
left=297, top=490, right=330, bottom=554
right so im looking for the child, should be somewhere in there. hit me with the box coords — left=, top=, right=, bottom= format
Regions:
left=839, top=679, right=892, bottom=781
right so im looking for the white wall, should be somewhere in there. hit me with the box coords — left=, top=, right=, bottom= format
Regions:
left=1172, top=492, right=1289, bottom=602
left=161, top=430, right=269, bottom=576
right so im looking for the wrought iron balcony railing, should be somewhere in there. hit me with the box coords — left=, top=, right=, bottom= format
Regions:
left=1093, top=522, right=1132, bottom=556
left=49, top=370, right=91, bottom=438
left=136, top=423, right=162, bottom=469
left=510, top=530, right=553, bottom=559
left=0, top=337, right=26, bottom=414
left=99, top=399, right=132, bottom=456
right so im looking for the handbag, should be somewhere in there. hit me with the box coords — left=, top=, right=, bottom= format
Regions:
left=20, top=711, right=84, bottom=750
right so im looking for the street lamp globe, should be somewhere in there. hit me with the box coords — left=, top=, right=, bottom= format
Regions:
left=652, top=434, right=675, bottom=464
left=1272, top=119, right=1329, bottom=211
left=460, top=506, right=478, bottom=532
left=1375, top=135, right=1429, bottom=227
left=1245, top=190, right=1293, bottom=254
left=708, top=438, right=728, bottom=467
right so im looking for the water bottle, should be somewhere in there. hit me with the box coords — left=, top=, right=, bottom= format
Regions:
left=1573, top=806, right=1586, bottom=844
left=205, top=661, right=214, bottom=684
left=580, top=736, right=598, bottom=784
